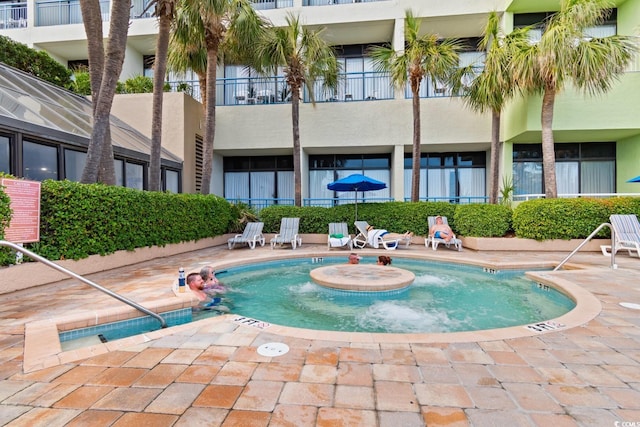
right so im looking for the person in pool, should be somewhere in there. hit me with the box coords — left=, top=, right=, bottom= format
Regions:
left=187, top=272, right=229, bottom=312
left=377, top=255, right=392, bottom=265
left=429, top=215, right=454, bottom=242
left=348, top=253, right=361, bottom=264
left=200, top=265, right=227, bottom=295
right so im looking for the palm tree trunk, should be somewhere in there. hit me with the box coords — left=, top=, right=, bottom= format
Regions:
left=79, top=0, right=105, bottom=184
left=149, top=12, right=172, bottom=191
left=489, top=109, right=501, bottom=204
left=200, top=45, right=218, bottom=195
left=291, top=86, right=302, bottom=207
left=411, top=88, right=421, bottom=202
left=541, top=88, right=557, bottom=198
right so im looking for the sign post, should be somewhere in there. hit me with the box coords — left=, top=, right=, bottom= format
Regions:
left=1, top=178, right=41, bottom=263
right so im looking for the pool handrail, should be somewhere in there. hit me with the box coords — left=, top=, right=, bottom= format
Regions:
left=553, top=222, right=616, bottom=271
left=0, top=240, right=167, bottom=328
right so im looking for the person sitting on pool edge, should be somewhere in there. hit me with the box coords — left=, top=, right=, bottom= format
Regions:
left=348, top=253, right=361, bottom=264
left=187, top=272, right=229, bottom=312
left=377, top=255, right=392, bottom=266
left=429, top=215, right=454, bottom=242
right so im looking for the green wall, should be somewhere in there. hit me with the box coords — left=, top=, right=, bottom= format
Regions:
left=617, top=134, right=640, bottom=193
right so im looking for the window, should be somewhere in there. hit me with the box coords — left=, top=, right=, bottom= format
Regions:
left=512, top=142, right=615, bottom=195
left=125, top=162, right=144, bottom=190
left=514, top=9, right=617, bottom=43
left=404, top=152, right=486, bottom=202
left=164, top=169, right=180, bottom=193
left=310, top=154, right=391, bottom=204
left=0, top=135, right=9, bottom=174
left=23, top=140, right=58, bottom=181
left=64, top=149, right=86, bottom=182
left=224, top=156, right=294, bottom=207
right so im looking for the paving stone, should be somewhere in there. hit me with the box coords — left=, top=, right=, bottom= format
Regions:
left=233, top=380, right=283, bottom=411
left=53, top=385, right=114, bottom=409
left=421, top=406, right=469, bottom=427
left=192, top=384, right=243, bottom=408
left=334, top=385, right=375, bottom=410
left=279, top=382, right=334, bottom=407
left=270, top=404, right=317, bottom=427
left=65, top=409, right=122, bottom=426
left=91, top=387, right=161, bottom=412
left=316, top=407, right=376, bottom=427
left=144, top=382, right=206, bottom=415
left=374, top=381, right=419, bottom=412
left=111, top=412, right=178, bottom=427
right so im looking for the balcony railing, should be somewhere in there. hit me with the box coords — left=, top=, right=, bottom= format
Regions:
left=250, top=0, right=293, bottom=10
left=0, top=2, right=26, bottom=29
left=303, top=0, right=388, bottom=5
left=168, top=71, right=394, bottom=105
left=35, top=0, right=109, bottom=26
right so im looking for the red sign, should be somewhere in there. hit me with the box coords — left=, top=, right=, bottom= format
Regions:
left=1, top=178, right=41, bottom=243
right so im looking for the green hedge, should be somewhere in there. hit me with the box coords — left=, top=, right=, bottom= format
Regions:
left=2, top=179, right=639, bottom=266
left=512, top=197, right=640, bottom=240
left=454, top=204, right=512, bottom=237
left=24, top=180, right=233, bottom=261
left=259, top=201, right=457, bottom=236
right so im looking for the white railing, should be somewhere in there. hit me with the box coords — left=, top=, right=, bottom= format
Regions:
left=513, top=193, right=640, bottom=202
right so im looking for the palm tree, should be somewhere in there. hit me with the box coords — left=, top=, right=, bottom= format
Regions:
left=148, top=0, right=178, bottom=191
left=450, top=12, right=529, bottom=204
left=79, top=0, right=132, bottom=185
left=369, top=10, right=460, bottom=202
left=511, top=0, right=638, bottom=198
left=168, top=8, right=208, bottom=108
left=253, top=13, right=339, bottom=207
left=173, top=0, right=266, bottom=194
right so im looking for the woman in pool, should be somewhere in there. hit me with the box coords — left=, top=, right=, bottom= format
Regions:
left=377, top=255, right=392, bottom=266
left=200, top=265, right=227, bottom=295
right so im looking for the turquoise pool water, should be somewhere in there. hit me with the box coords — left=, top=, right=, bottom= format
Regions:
left=59, top=257, right=575, bottom=346
left=202, top=257, right=575, bottom=333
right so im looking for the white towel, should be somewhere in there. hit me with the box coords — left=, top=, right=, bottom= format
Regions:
left=329, top=237, right=350, bottom=247
left=368, top=229, right=389, bottom=248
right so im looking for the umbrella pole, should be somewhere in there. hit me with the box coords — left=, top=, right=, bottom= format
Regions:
left=354, top=191, right=358, bottom=222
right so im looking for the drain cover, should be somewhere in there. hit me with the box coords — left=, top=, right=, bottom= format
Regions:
left=619, top=302, right=640, bottom=310
left=257, top=342, right=289, bottom=357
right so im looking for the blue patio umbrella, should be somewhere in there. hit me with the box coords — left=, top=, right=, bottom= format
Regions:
left=327, top=174, right=387, bottom=221
left=627, top=176, right=640, bottom=183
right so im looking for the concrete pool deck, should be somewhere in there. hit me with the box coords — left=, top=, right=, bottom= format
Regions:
left=0, top=243, right=639, bottom=426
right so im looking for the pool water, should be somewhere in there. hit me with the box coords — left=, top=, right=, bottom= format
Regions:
left=202, top=257, right=575, bottom=333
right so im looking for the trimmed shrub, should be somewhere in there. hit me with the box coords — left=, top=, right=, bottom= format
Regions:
left=454, top=204, right=512, bottom=237
left=259, top=201, right=459, bottom=237
left=24, top=180, right=233, bottom=261
left=513, top=198, right=614, bottom=240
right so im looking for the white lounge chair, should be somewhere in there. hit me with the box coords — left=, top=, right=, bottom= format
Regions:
left=327, top=222, right=353, bottom=250
left=425, top=216, right=462, bottom=251
left=609, top=214, right=640, bottom=257
left=228, top=222, right=265, bottom=250
left=353, top=220, right=409, bottom=250
left=270, top=217, right=302, bottom=250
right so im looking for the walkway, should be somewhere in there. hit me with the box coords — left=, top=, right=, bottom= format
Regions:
left=0, top=243, right=639, bottom=426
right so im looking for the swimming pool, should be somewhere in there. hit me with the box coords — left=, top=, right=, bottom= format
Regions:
left=202, top=257, right=575, bottom=333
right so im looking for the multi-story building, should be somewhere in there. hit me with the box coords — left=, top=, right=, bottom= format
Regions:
left=1, top=0, right=639, bottom=206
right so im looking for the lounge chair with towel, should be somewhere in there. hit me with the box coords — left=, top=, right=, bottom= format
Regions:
left=328, top=222, right=353, bottom=250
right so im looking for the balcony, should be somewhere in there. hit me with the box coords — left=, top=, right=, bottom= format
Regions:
left=0, top=2, right=26, bottom=29
left=35, top=0, right=107, bottom=26
left=168, top=71, right=395, bottom=105
left=250, top=0, right=293, bottom=10
left=303, top=0, right=387, bottom=5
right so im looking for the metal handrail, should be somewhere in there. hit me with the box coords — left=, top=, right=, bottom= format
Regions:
left=554, top=223, right=616, bottom=271
left=0, top=240, right=167, bottom=328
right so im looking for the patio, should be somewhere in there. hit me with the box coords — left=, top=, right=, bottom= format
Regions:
left=0, top=242, right=639, bottom=426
